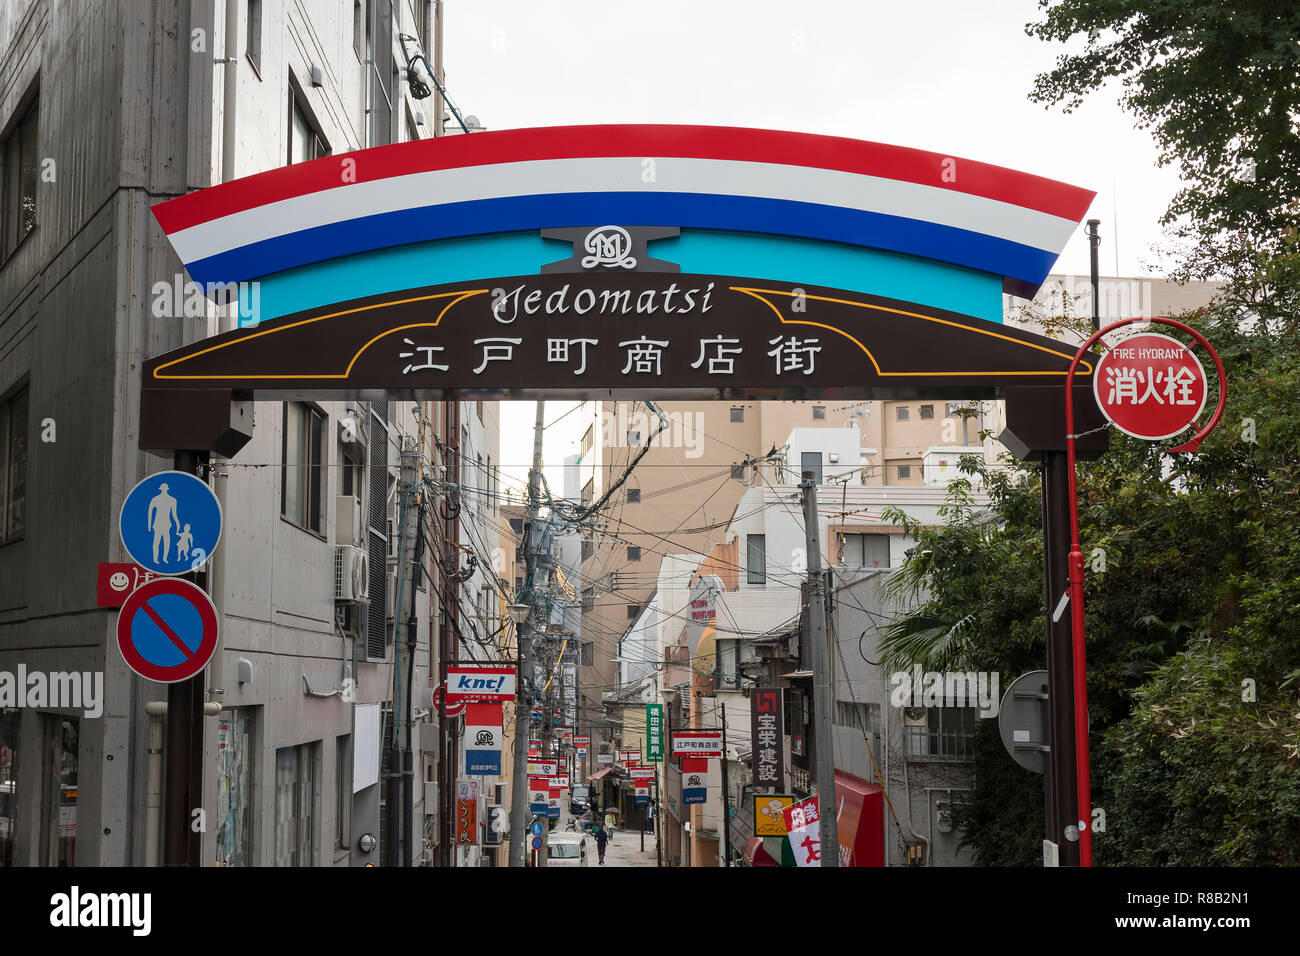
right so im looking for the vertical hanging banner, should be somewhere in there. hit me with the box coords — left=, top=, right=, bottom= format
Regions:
left=528, top=778, right=549, bottom=815
left=456, top=778, right=480, bottom=845
left=783, top=795, right=822, bottom=867
left=646, top=704, right=664, bottom=763
left=751, top=688, right=786, bottom=789
left=464, top=702, right=503, bottom=776
left=681, top=757, right=709, bottom=806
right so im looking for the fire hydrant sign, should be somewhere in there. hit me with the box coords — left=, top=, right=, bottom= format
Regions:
left=1094, top=332, right=1208, bottom=440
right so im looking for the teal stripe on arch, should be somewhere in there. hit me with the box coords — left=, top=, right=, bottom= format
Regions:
left=252, top=228, right=1002, bottom=324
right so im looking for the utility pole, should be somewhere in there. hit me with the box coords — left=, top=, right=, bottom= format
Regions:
left=799, top=472, right=840, bottom=867
left=509, top=401, right=545, bottom=866
left=720, top=706, right=731, bottom=868
left=392, top=441, right=420, bottom=867
left=1087, top=219, right=1102, bottom=333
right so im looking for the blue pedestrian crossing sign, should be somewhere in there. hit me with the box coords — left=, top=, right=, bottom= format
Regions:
left=120, top=470, right=222, bottom=576
left=530, top=821, right=544, bottom=838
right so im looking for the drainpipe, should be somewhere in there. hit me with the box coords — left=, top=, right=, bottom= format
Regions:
left=144, top=700, right=167, bottom=866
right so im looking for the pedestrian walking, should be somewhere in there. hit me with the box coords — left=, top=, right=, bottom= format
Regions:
left=604, top=808, right=616, bottom=840
left=593, top=824, right=609, bottom=864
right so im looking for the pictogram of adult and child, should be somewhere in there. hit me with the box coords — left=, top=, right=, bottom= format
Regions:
left=147, top=483, right=195, bottom=564
left=121, top=471, right=221, bottom=574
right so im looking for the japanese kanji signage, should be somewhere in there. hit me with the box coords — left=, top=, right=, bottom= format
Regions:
left=646, top=704, right=664, bottom=763
left=619, top=749, right=641, bottom=765
left=681, top=757, right=709, bottom=806
left=141, top=273, right=1093, bottom=411
left=464, top=702, right=503, bottom=776
left=751, top=688, right=785, bottom=789
left=456, top=778, right=480, bottom=845
left=1093, top=332, right=1208, bottom=440
left=671, top=730, right=723, bottom=758
left=783, top=796, right=822, bottom=867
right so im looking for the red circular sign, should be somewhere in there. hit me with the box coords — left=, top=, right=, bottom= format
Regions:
left=1093, top=332, right=1208, bottom=440
left=433, top=684, right=467, bottom=717
left=116, top=578, right=218, bottom=683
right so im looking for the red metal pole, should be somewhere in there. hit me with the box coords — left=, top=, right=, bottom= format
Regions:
left=1065, top=316, right=1227, bottom=867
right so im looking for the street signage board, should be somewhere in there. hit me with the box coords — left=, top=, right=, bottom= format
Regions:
left=681, top=757, right=708, bottom=806
left=432, top=683, right=468, bottom=718
left=547, top=776, right=568, bottom=789
left=456, top=778, right=479, bottom=845
left=783, top=795, right=822, bottom=867
left=115, top=578, right=218, bottom=683
left=751, top=688, right=786, bottom=789
left=646, top=704, right=664, bottom=762
left=527, top=759, right=558, bottom=777
left=619, top=749, right=641, bottom=765
left=96, top=563, right=158, bottom=608
left=119, top=470, right=222, bottom=576
left=1093, top=332, right=1208, bottom=440
left=577, top=746, right=588, bottom=759
left=528, top=781, right=548, bottom=814
left=628, top=768, right=655, bottom=780
left=998, top=670, right=1050, bottom=775
left=531, top=836, right=543, bottom=851
left=754, top=794, right=795, bottom=836
left=445, top=666, right=516, bottom=703
left=465, top=702, right=503, bottom=776
left=530, top=820, right=544, bottom=838
left=671, top=730, right=723, bottom=757
left=574, top=735, right=590, bottom=745
left=597, top=754, right=613, bottom=764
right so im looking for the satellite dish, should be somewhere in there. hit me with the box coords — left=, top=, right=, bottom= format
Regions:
left=464, top=114, right=485, bottom=131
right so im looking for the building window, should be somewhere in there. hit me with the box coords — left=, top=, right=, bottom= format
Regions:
left=839, top=532, right=890, bottom=569
left=0, top=709, right=19, bottom=867
left=581, top=641, right=593, bottom=667
left=581, top=587, right=594, bottom=612
left=353, top=0, right=365, bottom=58
left=40, top=716, right=77, bottom=866
left=896, top=406, right=910, bottom=421
left=919, top=404, right=935, bottom=420
left=289, top=93, right=327, bottom=164
left=0, top=386, right=28, bottom=544
left=897, top=465, right=911, bottom=480
left=746, top=533, right=766, bottom=585
left=336, top=735, right=351, bottom=849
left=215, top=710, right=254, bottom=866
left=581, top=479, right=593, bottom=507
left=626, top=488, right=641, bottom=504
left=2, top=95, right=39, bottom=259
left=580, top=425, right=593, bottom=460
left=812, top=406, right=826, bottom=420
left=716, top=639, right=740, bottom=689
left=905, top=707, right=977, bottom=759
left=282, top=403, right=324, bottom=534
left=800, top=452, right=823, bottom=485
left=246, top=0, right=262, bottom=74
left=274, top=743, right=317, bottom=866
left=581, top=538, right=593, bottom=562
left=626, top=604, right=642, bottom=620
left=730, top=407, right=744, bottom=423
left=627, top=545, right=641, bottom=562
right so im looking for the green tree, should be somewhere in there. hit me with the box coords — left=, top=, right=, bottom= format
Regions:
left=1027, top=1, right=1300, bottom=291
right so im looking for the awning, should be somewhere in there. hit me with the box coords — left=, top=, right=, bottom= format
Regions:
left=586, top=767, right=613, bottom=783
left=835, top=770, right=884, bottom=867
left=742, top=836, right=779, bottom=867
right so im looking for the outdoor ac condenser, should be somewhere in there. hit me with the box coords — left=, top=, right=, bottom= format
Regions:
left=334, top=546, right=370, bottom=603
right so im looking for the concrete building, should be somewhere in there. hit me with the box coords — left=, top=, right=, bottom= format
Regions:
left=0, top=0, right=508, bottom=868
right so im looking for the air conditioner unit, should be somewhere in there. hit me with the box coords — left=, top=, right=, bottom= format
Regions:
left=335, top=495, right=362, bottom=546
left=903, top=706, right=928, bottom=726
left=334, top=546, right=369, bottom=603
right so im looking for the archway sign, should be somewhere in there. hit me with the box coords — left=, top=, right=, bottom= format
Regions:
left=140, top=125, right=1108, bottom=864
left=139, top=125, right=1107, bottom=454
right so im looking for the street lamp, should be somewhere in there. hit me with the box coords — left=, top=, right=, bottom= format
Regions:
left=507, top=603, right=531, bottom=626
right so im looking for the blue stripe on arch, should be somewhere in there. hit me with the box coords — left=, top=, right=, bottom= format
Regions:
left=253, top=229, right=1005, bottom=324
left=184, top=192, right=1057, bottom=292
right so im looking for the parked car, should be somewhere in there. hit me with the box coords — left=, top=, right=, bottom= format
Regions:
left=569, top=784, right=591, bottom=816
left=546, top=832, right=590, bottom=867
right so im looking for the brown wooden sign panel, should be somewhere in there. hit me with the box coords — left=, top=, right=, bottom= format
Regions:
left=142, top=274, right=1093, bottom=402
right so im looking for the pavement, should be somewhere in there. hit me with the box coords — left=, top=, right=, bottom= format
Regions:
left=556, top=807, right=659, bottom=867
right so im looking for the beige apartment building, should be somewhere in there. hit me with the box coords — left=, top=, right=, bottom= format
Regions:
left=576, top=273, right=1221, bottom=769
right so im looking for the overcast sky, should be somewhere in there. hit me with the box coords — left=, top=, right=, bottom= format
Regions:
left=442, top=0, right=1185, bottom=481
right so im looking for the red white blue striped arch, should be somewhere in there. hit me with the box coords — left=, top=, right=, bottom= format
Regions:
left=151, top=125, right=1094, bottom=299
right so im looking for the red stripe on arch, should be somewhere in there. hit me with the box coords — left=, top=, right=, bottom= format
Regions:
left=151, top=125, right=1094, bottom=234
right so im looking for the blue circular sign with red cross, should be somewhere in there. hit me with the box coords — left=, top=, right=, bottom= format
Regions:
left=116, top=578, right=218, bottom=683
